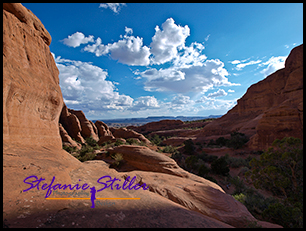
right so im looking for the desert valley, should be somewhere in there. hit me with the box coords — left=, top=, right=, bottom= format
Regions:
left=3, top=3, right=303, bottom=228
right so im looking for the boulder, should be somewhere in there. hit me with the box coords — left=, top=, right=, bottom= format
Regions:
left=110, top=127, right=151, bottom=145
left=59, top=123, right=82, bottom=150
left=95, top=120, right=116, bottom=145
left=59, top=104, right=85, bottom=144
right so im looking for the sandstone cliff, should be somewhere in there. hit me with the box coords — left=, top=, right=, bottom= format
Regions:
left=3, top=3, right=63, bottom=149
left=3, top=3, right=281, bottom=228
left=198, top=44, right=303, bottom=150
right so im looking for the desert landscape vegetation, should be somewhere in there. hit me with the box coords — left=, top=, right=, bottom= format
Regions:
left=3, top=3, right=302, bottom=228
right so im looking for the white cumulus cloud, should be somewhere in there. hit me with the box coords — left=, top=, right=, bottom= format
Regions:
left=53, top=53, right=134, bottom=112
left=61, top=32, right=94, bottom=48
left=150, top=18, right=190, bottom=64
left=138, top=58, right=239, bottom=93
left=84, top=30, right=151, bottom=66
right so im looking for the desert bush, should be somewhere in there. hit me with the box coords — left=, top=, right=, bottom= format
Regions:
left=229, top=176, right=246, bottom=194
left=245, top=137, right=303, bottom=227
left=211, top=156, right=230, bottom=176
left=198, top=164, right=210, bottom=177
left=114, top=139, right=125, bottom=146
left=79, top=145, right=94, bottom=157
left=126, top=138, right=139, bottom=145
left=147, top=134, right=164, bottom=146
left=63, top=145, right=77, bottom=154
left=198, top=152, right=218, bottom=163
left=183, top=139, right=195, bottom=155
left=215, top=136, right=228, bottom=146
left=77, top=152, right=96, bottom=162
left=110, top=153, right=125, bottom=168
left=162, top=145, right=177, bottom=154
left=233, top=193, right=246, bottom=203
left=170, top=151, right=182, bottom=162
left=85, top=137, right=98, bottom=147
left=185, top=155, right=199, bottom=170
left=226, top=132, right=249, bottom=149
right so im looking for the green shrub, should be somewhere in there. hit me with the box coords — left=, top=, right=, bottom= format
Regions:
left=198, top=152, right=218, bottom=163
left=170, top=151, right=182, bottom=162
left=114, top=139, right=125, bottom=146
left=227, top=132, right=249, bottom=149
left=233, top=193, right=246, bottom=203
left=79, top=145, right=94, bottom=157
left=126, top=138, right=139, bottom=145
left=162, top=145, right=176, bottom=154
left=147, top=134, right=164, bottom=146
left=211, top=156, right=229, bottom=176
left=215, top=137, right=228, bottom=146
left=183, top=139, right=195, bottom=155
left=85, top=137, right=98, bottom=147
left=198, top=164, right=210, bottom=177
left=110, top=153, right=125, bottom=168
left=63, top=145, right=77, bottom=154
left=229, top=176, right=246, bottom=194
left=77, top=152, right=96, bottom=162
left=185, top=155, right=199, bottom=170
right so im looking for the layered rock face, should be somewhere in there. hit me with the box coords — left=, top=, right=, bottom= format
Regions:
left=3, top=4, right=282, bottom=228
left=199, top=44, right=303, bottom=150
left=3, top=3, right=63, bottom=149
left=58, top=103, right=151, bottom=148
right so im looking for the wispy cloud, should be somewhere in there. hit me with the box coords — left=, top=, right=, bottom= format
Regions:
left=99, top=3, right=126, bottom=14
left=259, top=56, right=287, bottom=77
left=230, top=59, right=262, bottom=71
left=207, top=89, right=227, bottom=98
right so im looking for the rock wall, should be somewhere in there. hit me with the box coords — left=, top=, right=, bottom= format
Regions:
left=199, top=44, right=303, bottom=150
left=3, top=3, right=63, bottom=149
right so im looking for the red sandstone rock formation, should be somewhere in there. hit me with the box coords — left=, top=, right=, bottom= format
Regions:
left=68, top=109, right=99, bottom=142
left=198, top=44, right=303, bottom=150
left=128, top=119, right=185, bottom=135
left=59, top=123, right=82, bottom=150
left=110, top=127, right=151, bottom=145
left=3, top=3, right=63, bottom=149
left=59, top=104, right=85, bottom=144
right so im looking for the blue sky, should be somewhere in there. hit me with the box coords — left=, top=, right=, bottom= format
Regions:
left=23, top=3, right=303, bottom=120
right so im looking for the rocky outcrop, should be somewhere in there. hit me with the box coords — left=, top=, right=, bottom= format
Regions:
left=68, top=109, right=99, bottom=142
left=198, top=44, right=303, bottom=150
left=3, top=3, right=282, bottom=228
left=59, top=123, right=82, bottom=149
left=3, top=3, right=63, bottom=149
left=128, top=119, right=185, bottom=135
left=95, top=120, right=116, bottom=144
left=110, top=127, right=151, bottom=145
left=59, top=104, right=85, bottom=144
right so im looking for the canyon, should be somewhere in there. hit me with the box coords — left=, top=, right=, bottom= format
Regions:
left=3, top=3, right=302, bottom=228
